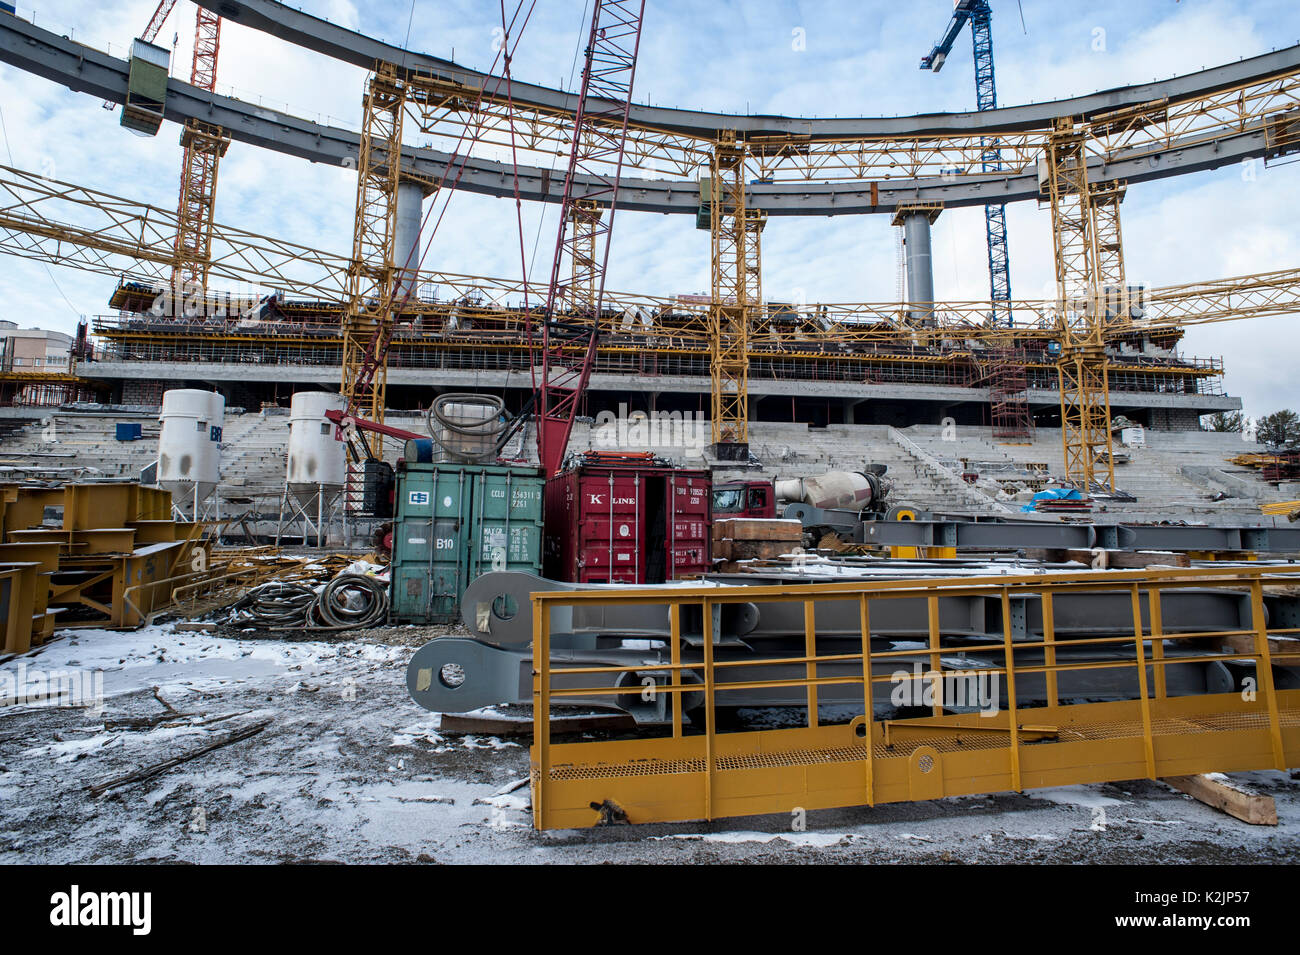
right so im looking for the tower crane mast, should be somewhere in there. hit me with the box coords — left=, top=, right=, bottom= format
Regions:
left=921, top=0, right=1012, bottom=327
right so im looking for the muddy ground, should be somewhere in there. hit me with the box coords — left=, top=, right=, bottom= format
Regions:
left=0, top=622, right=1297, bottom=865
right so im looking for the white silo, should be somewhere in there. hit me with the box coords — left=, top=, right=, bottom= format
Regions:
left=158, top=389, right=224, bottom=511
left=286, top=391, right=347, bottom=511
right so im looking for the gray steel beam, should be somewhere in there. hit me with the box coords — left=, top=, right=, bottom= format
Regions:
left=0, top=14, right=1284, bottom=217
left=412, top=571, right=1290, bottom=718
left=200, top=0, right=1300, bottom=141
left=853, top=518, right=1300, bottom=553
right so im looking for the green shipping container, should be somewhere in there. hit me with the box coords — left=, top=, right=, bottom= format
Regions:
left=390, top=462, right=545, bottom=624
left=121, top=39, right=170, bottom=136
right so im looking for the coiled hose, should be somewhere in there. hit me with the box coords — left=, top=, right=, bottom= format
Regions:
left=314, top=574, right=388, bottom=629
left=231, top=574, right=388, bottom=631
left=231, top=582, right=317, bottom=627
left=427, top=393, right=509, bottom=462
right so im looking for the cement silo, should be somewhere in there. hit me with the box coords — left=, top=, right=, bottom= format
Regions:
left=286, top=391, right=347, bottom=511
left=158, top=389, right=224, bottom=511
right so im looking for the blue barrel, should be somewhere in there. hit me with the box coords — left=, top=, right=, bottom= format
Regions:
left=403, top=438, right=436, bottom=463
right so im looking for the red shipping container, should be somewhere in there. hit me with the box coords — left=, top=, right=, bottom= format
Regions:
left=546, top=461, right=711, bottom=584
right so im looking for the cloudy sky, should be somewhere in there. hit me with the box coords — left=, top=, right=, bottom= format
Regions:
left=2, top=0, right=1299, bottom=416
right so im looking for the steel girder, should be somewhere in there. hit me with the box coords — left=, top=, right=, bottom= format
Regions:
left=405, top=569, right=1299, bottom=719
left=197, top=0, right=1300, bottom=143
left=846, top=515, right=1300, bottom=553
left=3, top=15, right=1296, bottom=215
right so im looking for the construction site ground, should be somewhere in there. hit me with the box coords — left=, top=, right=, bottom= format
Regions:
left=1, top=623, right=1297, bottom=865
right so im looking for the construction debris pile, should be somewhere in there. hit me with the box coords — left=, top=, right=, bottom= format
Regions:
left=1232, top=451, right=1300, bottom=485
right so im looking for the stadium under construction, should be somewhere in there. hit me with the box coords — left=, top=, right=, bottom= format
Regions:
left=0, top=0, right=1298, bottom=862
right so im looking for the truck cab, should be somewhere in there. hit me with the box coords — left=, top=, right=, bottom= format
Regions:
left=712, top=480, right=776, bottom=519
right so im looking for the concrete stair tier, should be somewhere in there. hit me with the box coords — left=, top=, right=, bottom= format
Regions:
left=2, top=410, right=1295, bottom=528
left=898, top=424, right=1295, bottom=524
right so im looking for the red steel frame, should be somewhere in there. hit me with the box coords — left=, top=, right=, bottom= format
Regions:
left=533, top=0, right=646, bottom=477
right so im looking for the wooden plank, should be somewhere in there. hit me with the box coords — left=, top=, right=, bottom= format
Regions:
left=439, top=710, right=635, bottom=737
left=86, top=720, right=272, bottom=795
left=1162, top=773, right=1278, bottom=825
left=1061, top=549, right=1191, bottom=569
left=715, top=539, right=803, bottom=561
left=1217, top=632, right=1300, bottom=666
left=713, top=518, right=803, bottom=542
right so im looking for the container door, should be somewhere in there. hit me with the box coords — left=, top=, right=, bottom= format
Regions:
left=667, top=471, right=711, bottom=579
left=576, top=471, right=644, bottom=583
left=391, top=466, right=473, bottom=623
left=427, top=468, right=473, bottom=622
left=391, top=469, right=435, bottom=622
left=470, top=469, right=545, bottom=582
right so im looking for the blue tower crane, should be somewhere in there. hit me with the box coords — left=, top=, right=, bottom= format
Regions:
left=921, top=0, right=1012, bottom=326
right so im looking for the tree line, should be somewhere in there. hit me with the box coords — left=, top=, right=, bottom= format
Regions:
left=1204, top=410, right=1300, bottom=448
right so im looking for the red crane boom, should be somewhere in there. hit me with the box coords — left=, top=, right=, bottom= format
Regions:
left=533, top=0, right=646, bottom=477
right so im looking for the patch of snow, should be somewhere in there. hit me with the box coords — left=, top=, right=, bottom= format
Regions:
left=661, top=831, right=855, bottom=848
left=1029, top=785, right=1127, bottom=809
left=460, top=735, right=520, bottom=750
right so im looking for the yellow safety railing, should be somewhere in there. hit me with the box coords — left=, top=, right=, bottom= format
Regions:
left=530, top=565, right=1300, bottom=830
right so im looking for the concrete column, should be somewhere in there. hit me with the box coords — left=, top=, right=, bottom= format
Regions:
left=394, top=180, right=425, bottom=299
left=902, top=211, right=935, bottom=320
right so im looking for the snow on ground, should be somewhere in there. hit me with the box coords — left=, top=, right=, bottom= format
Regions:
left=0, top=624, right=1297, bottom=864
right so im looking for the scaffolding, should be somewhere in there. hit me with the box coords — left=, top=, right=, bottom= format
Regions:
left=987, top=343, right=1034, bottom=442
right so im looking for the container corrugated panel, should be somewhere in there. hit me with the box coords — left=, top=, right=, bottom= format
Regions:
left=546, top=464, right=711, bottom=584
left=390, top=463, right=544, bottom=624
left=122, top=44, right=169, bottom=135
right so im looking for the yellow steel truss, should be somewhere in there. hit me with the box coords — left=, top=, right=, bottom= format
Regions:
left=403, top=56, right=1300, bottom=186
left=709, top=141, right=765, bottom=450
left=340, top=66, right=406, bottom=452
left=173, top=120, right=230, bottom=294
left=1043, top=120, right=1116, bottom=491
left=530, top=566, right=1300, bottom=830
left=3, top=161, right=1297, bottom=345
left=566, top=199, right=602, bottom=319
left=1092, top=180, right=1127, bottom=295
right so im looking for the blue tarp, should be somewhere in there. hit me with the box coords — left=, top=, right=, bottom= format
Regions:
left=1021, top=487, right=1083, bottom=512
